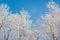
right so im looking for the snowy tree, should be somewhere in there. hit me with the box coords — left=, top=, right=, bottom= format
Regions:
left=20, top=9, right=32, bottom=29
left=0, top=3, right=11, bottom=40
left=44, top=1, right=60, bottom=40
left=0, top=3, right=10, bottom=29
left=0, top=3, right=35, bottom=40
left=1, top=1, right=60, bottom=40
left=35, top=1, right=60, bottom=40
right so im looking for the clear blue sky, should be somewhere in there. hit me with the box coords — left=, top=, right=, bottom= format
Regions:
left=0, top=0, right=60, bottom=40
left=0, top=0, right=60, bottom=23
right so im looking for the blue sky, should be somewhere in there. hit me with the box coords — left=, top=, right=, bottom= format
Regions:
left=0, top=0, right=60, bottom=23
left=0, top=0, right=60, bottom=40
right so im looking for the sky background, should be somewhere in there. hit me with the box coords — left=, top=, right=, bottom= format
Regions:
left=0, top=0, right=60, bottom=40
left=0, top=0, right=60, bottom=23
